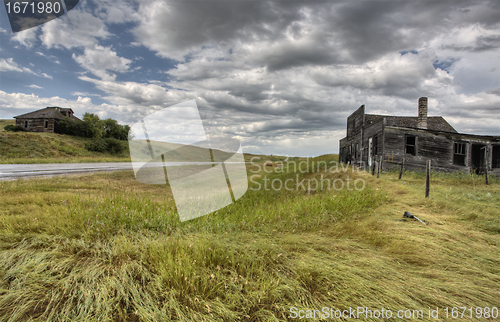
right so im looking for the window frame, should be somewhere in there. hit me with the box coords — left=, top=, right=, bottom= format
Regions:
left=453, top=142, right=467, bottom=166
left=405, top=135, right=417, bottom=156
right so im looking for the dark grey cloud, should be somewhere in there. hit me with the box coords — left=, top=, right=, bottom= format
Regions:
left=136, top=0, right=499, bottom=76
left=133, top=0, right=305, bottom=60
left=7, top=0, right=498, bottom=156
left=104, top=1, right=500, bottom=152
left=453, top=0, right=500, bottom=27
left=486, top=88, right=500, bottom=96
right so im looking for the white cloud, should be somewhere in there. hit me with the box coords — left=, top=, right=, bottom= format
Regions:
left=72, top=45, right=132, bottom=80
left=36, top=51, right=62, bottom=64
left=11, top=28, right=38, bottom=48
left=307, top=50, right=454, bottom=100
left=0, top=58, right=52, bottom=79
left=0, top=90, right=126, bottom=122
left=94, top=0, right=141, bottom=24
left=27, top=85, right=43, bottom=89
left=41, top=10, right=110, bottom=49
left=0, top=58, right=26, bottom=73
left=429, top=23, right=500, bottom=95
left=78, top=76, right=189, bottom=111
left=71, top=92, right=102, bottom=97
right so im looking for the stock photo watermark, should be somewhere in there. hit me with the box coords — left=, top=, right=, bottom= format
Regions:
left=289, top=306, right=499, bottom=320
left=249, top=158, right=366, bottom=192
left=128, top=100, right=248, bottom=222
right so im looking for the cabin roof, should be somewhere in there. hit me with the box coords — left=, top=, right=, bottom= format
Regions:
left=14, top=107, right=81, bottom=121
left=364, top=114, right=457, bottom=133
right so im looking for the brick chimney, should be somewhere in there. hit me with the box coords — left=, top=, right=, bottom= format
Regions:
left=417, top=97, right=428, bottom=129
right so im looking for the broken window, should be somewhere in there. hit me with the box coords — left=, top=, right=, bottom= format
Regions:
left=373, top=136, right=378, bottom=155
left=453, top=142, right=466, bottom=166
left=405, top=135, right=416, bottom=156
left=24, top=121, right=28, bottom=128
left=493, top=145, right=500, bottom=169
left=44, top=120, right=48, bottom=128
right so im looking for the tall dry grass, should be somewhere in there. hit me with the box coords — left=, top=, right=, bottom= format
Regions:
left=0, top=156, right=499, bottom=321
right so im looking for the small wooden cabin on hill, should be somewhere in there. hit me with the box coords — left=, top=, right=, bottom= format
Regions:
left=339, top=97, right=500, bottom=175
left=14, top=107, right=81, bottom=133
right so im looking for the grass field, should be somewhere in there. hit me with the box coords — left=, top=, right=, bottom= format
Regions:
left=0, top=122, right=290, bottom=165
left=0, top=155, right=499, bottom=321
left=0, top=119, right=15, bottom=130
left=0, top=120, right=131, bottom=164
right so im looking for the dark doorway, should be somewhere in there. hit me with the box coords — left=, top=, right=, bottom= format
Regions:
left=493, top=145, right=500, bottom=169
left=471, top=144, right=485, bottom=174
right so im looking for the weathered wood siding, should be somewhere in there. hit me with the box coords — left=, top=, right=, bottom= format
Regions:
left=16, top=118, right=56, bottom=133
left=384, top=127, right=457, bottom=171
left=362, top=120, right=384, bottom=166
left=339, top=104, right=500, bottom=175
left=339, top=105, right=365, bottom=164
left=383, top=126, right=500, bottom=174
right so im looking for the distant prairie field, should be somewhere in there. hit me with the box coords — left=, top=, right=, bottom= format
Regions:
left=0, top=155, right=499, bottom=321
left=0, top=125, right=288, bottom=164
left=0, top=119, right=15, bottom=130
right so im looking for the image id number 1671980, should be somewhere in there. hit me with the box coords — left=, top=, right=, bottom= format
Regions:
left=5, top=1, right=61, bottom=14
left=443, top=307, right=498, bottom=319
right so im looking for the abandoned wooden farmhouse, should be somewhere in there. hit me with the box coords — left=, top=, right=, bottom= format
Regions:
left=339, top=97, right=500, bottom=175
left=13, top=107, right=81, bottom=133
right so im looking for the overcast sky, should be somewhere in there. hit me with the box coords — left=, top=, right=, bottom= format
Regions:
left=0, top=0, right=499, bottom=156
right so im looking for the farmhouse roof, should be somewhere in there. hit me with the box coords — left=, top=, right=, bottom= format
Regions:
left=364, top=114, right=457, bottom=133
left=14, top=107, right=81, bottom=121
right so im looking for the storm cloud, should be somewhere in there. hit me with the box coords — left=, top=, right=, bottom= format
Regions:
left=0, top=0, right=498, bottom=156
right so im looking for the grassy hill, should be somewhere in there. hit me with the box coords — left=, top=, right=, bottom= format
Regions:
left=1, top=119, right=294, bottom=164
left=1, top=120, right=131, bottom=164
left=0, top=131, right=131, bottom=164
left=0, top=154, right=498, bottom=321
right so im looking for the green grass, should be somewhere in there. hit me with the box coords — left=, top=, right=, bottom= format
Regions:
left=0, top=155, right=499, bottom=321
left=0, top=119, right=15, bottom=130
left=0, top=127, right=131, bottom=163
left=0, top=122, right=292, bottom=164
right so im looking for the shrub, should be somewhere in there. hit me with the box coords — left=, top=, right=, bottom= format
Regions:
left=4, top=124, right=24, bottom=132
left=84, top=139, right=108, bottom=153
left=103, top=119, right=130, bottom=141
left=106, top=138, right=126, bottom=154
left=85, top=138, right=127, bottom=154
left=56, top=114, right=130, bottom=141
left=55, top=117, right=91, bottom=137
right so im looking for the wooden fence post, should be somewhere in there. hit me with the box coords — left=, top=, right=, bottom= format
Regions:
left=484, top=147, right=489, bottom=185
left=372, top=160, right=376, bottom=176
left=377, top=156, right=382, bottom=178
left=425, top=159, right=431, bottom=198
left=399, top=158, right=405, bottom=180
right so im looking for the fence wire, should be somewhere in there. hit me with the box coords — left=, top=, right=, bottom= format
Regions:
left=398, top=178, right=500, bottom=210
